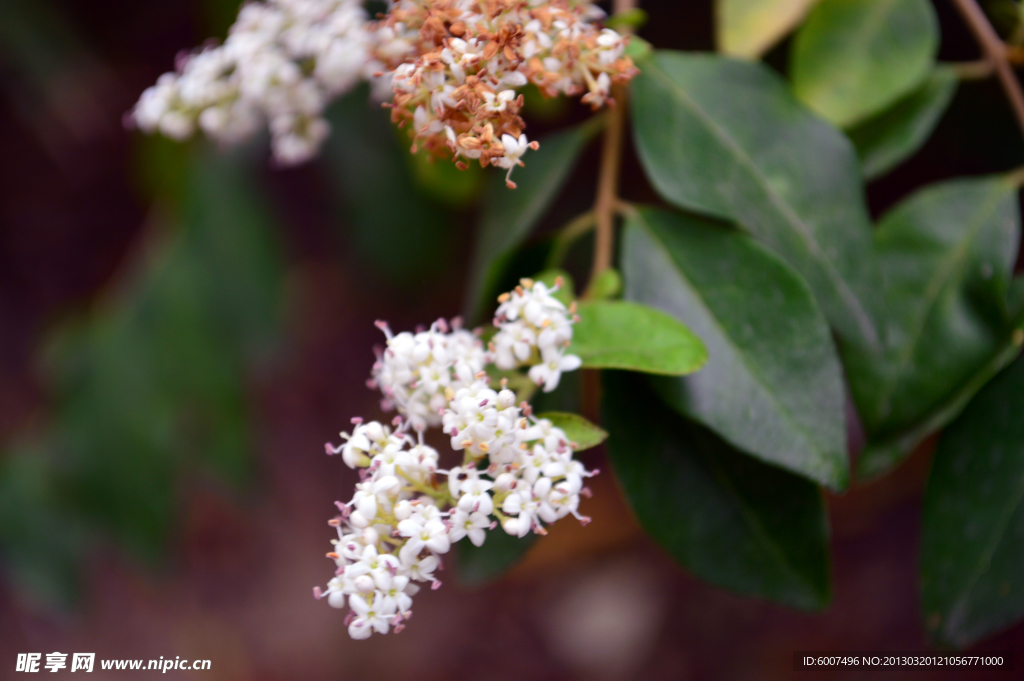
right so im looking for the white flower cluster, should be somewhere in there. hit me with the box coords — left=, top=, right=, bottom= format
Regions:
left=130, top=0, right=638, bottom=176
left=369, top=318, right=487, bottom=432
left=442, top=377, right=595, bottom=537
left=316, top=281, right=594, bottom=639
left=131, top=0, right=370, bottom=164
left=491, top=278, right=581, bottom=392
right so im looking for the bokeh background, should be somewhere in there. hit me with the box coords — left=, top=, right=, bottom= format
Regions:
left=2, top=0, right=1024, bottom=679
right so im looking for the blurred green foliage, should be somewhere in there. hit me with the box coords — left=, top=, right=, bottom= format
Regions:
left=0, top=144, right=285, bottom=605
left=791, top=0, right=939, bottom=127
left=715, top=0, right=818, bottom=59
left=324, top=87, right=457, bottom=287
left=848, top=67, right=959, bottom=180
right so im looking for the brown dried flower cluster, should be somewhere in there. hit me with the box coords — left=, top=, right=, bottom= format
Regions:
left=370, top=0, right=638, bottom=186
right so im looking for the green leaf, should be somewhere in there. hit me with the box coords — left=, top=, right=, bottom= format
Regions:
left=623, top=207, right=848, bottom=490
left=791, top=0, right=938, bottom=127
left=588, top=267, right=622, bottom=300
left=182, top=149, right=285, bottom=363
left=623, top=35, right=653, bottom=61
left=570, top=300, right=707, bottom=375
left=716, top=0, right=821, bottom=59
left=857, top=341, right=1022, bottom=479
left=922, top=354, right=1024, bottom=647
left=848, top=67, right=958, bottom=180
left=604, top=371, right=831, bottom=610
left=843, top=176, right=1021, bottom=477
left=631, top=51, right=878, bottom=348
left=521, top=83, right=570, bottom=121
left=456, top=530, right=536, bottom=586
left=324, top=87, right=451, bottom=286
left=406, top=147, right=484, bottom=207
left=605, top=7, right=648, bottom=32
left=535, top=412, right=608, bottom=451
left=463, top=120, right=600, bottom=322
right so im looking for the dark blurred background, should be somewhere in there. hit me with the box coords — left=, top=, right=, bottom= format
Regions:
left=1, top=0, right=1023, bottom=679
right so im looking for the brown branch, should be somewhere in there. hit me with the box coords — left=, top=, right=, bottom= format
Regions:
left=950, top=0, right=1024, bottom=142
left=587, top=84, right=627, bottom=290
left=586, top=0, right=637, bottom=294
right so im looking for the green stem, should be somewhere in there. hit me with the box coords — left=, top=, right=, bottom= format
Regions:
left=397, top=468, right=453, bottom=506
left=951, top=59, right=994, bottom=80
left=516, top=379, right=539, bottom=405
left=613, top=198, right=638, bottom=220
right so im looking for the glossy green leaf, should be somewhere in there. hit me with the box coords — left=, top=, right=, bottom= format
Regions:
left=604, top=371, right=831, bottom=610
left=844, top=176, right=1021, bottom=478
left=570, top=300, right=707, bottom=375
left=464, top=120, right=600, bottom=322
left=456, top=530, right=536, bottom=586
left=536, top=412, right=608, bottom=451
left=791, top=0, right=938, bottom=127
left=922, top=354, right=1024, bottom=647
left=848, top=68, right=957, bottom=180
left=631, top=51, right=878, bottom=348
left=623, top=208, right=848, bottom=490
left=716, top=0, right=820, bottom=59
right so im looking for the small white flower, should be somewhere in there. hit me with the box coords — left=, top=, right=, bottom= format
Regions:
left=400, top=519, right=451, bottom=557
left=493, top=321, right=537, bottom=369
left=380, top=575, right=413, bottom=614
left=528, top=345, right=582, bottom=392
left=457, top=477, right=494, bottom=515
left=448, top=509, right=491, bottom=547
left=348, top=593, right=395, bottom=639
left=401, top=551, right=439, bottom=582
left=492, top=133, right=532, bottom=173
left=482, top=89, right=515, bottom=113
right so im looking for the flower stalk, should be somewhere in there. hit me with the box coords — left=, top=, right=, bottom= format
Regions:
left=950, top=0, right=1024, bottom=142
left=586, top=0, right=638, bottom=295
